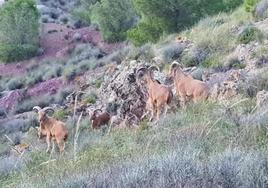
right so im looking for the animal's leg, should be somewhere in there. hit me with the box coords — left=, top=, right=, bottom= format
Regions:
left=46, top=134, right=51, bottom=153
left=148, top=109, right=154, bottom=121
left=38, top=127, right=41, bottom=139
left=57, top=138, right=65, bottom=154
left=52, top=140, right=55, bottom=154
left=163, top=105, right=168, bottom=117
left=150, top=107, right=157, bottom=122
left=155, top=103, right=162, bottom=123
left=180, top=98, right=187, bottom=108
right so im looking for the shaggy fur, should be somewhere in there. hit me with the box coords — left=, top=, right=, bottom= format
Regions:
left=138, top=66, right=173, bottom=122
left=90, top=109, right=111, bottom=129
left=169, top=62, right=209, bottom=107
left=33, top=106, right=68, bottom=154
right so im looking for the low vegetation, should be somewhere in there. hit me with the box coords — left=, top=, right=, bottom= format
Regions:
left=1, top=100, right=268, bottom=187
left=2, top=0, right=268, bottom=187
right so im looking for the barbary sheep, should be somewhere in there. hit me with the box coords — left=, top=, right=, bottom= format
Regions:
left=33, top=106, right=68, bottom=154
left=90, top=109, right=111, bottom=129
left=137, top=66, right=173, bottom=122
left=169, top=62, right=209, bottom=107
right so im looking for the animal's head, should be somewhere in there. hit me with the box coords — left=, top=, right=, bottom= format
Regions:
left=136, top=65, right=160, bottom=83
left=168, top=61, right=184, bottom=80
left=90, top=109, right=102, bottom=121
left=33, top=106, right=54, bottom=122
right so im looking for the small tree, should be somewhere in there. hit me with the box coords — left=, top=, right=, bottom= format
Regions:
left=91, top=0, right=137, bottom=42
left=0, top=0, right=39, bottom=63
left=129, top=0, right=243, bottom=46
left=127, top=18, right=164, bottom=46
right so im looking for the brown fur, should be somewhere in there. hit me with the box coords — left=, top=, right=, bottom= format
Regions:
left=138, top=66, right=173, bottom=122
left=33, top=106, right=68, bottom=154
left=90, top=109, right=111, bottom=129
left=169, top=62, right=209, bottom=107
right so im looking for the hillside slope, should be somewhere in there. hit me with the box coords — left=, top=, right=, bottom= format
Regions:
left=1, top=1, right=268, bottom=187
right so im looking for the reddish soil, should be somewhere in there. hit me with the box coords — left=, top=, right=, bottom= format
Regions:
left=26, top=77, right=64, bottom=97
left=0, top=23, right=126, bottom=112
left=40, top=23, right=73, bottom=58
left=0, top=23, right=125, bottom=77
left=0, top=89, right=25, bottom=111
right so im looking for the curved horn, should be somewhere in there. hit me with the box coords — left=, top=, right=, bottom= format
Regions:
left=33, top=106, right=41, bottom=112
left=136, top=67, right=148, bottom=78
left=93, top=109, right=102, bottom=114
left=43, top=107, right=55, bottom=114
left=170, top=61, right=183, bottom=72
left=136, top=67, right=148, bottom=74
left=149, top=65, right=160, bottom=72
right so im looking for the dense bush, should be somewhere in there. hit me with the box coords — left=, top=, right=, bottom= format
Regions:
left=0, top=0, right=39, bottom=62
left=244, top=0, right=259, bottom=13
left=238, top=25, right=264, bottom=44
left=129, top=0, right=243, bottom=45
left=91, top=0, right=137, bottom=42
left=14, top=95, right=53, bottom=114
left=7, top=77, right=24, bottom=90
left=72, top=0, right=99, bottom=24
left=127, top=18, right=163, bottom=46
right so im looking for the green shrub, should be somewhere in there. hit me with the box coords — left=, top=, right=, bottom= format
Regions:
left=126, top=44, right=155, bottom=61
left=63, top=66, right=78, bottom=81
left=244, top=0, right=259, bottom=13
left=72, top=0, right=99, bottom=24
left=224, top=56, right=246, bottom=69
left=91, top=0, right=137, bottom=42
left=239, top=68, right=268, bottom=97
left=54, top=109, right=68, bottom=121
left=252, top=45, right=268, bottom=59
left=53, top=86, right=74, bottom=105
left=94, top=79, right=103, bottom=88
left=0, top=0, right=39, bottom=62
left=82, top=93, right=97, bottom=104
left=238, top=25, right=264, bottom=44
left=14, top=95, right=53, bottom=114
left=25, top=72, right=43, bottom=87
left=202, top=54, right=223, bottom=69
left=181, top=46, right=210, bottom=67
left=7, top=77, right=24, bottom=90
left=127, top=18, right=164, bottom=46
left=180, top=9, right=251, bottom=69
left=130, top=0, right=243, bottom=45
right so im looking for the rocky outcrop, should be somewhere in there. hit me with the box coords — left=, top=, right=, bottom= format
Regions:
left=99, top=60, right=148, bottom=127
left=209, top=70, right=246, bottom=101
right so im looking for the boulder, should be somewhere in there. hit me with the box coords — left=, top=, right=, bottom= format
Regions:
left=99, top=60, right=161, bottom=126
left=209, top=70, right=246, bottom=101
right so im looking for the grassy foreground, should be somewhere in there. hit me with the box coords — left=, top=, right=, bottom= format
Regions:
left=1, top=99, right=268, bottom=188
